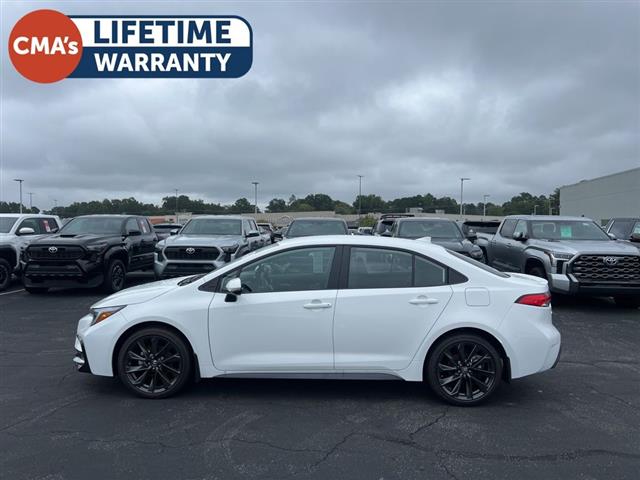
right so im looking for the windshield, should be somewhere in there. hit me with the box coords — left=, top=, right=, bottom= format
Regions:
left=0, top=217, right=18, bottom=233
left=447, top=250, right=510, bottom=277
left=60, top=217, right=123, bottom=235
left=398, top=220, right=463, bottom=239
left=180, top=219, right=242, bottom=235
left=530, top=220, right=609, bottom=241
left=286, top=220, right=348, bottom=237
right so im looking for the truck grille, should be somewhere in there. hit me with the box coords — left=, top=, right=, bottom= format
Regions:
left=27, top=246, right=85, bottom=261
left=164, top=247, right=220, bottom=261
left=570, top=255, right=640, bottom=283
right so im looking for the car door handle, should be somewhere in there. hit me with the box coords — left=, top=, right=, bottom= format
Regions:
left=409, top=297, right=439, bottom=305
left=303, top=301, right=332, bottom=310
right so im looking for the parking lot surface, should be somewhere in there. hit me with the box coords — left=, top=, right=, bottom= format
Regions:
left=1, top=275, right=639, bottom=480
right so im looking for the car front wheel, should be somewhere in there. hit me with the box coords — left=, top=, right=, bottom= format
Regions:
left=117, top=327, right=192, bottom=399
left=426, top=334, right=502, bottom=406
left=0, top=259, right=11, bottom=291
left=103, top=259, right=126, bottom=293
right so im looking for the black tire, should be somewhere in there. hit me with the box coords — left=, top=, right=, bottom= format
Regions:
left=614, top=296, right=640, bottom=309
left=528, top=265, right=547, bottom=279
left=103, top=259, right=126, bottom=293
left=117, top=327, right=192, bottom=399
left=25, top=286, right=49, bottom=294
left=0, top=259, right=11, bottom=292
left=426, top=334, right=503, bottom=406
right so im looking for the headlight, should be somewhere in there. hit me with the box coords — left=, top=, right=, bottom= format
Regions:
left=87, top=243, right=108, bottom=253
left=546, top=251, right=574, bottom=261
left=221, top=244, right=239, bottom=253
left=90, top=305, right=126, bottom=325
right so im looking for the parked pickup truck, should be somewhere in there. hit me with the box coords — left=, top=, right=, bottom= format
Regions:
left=605, top=217, right=640, bottom=247
left=476, top=215, right=640, bottom=307
left=154, top=215, right=263, bottom=279
left=0, top=213, right=63, bottom=291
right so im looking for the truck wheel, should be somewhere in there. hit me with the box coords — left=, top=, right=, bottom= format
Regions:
left=25, top=286, right=49, bottom=294
left=528, top=265, right=547, bottom=279
left=0, top=259, right=11, bottom=291
left=103, top=259, right=126, bottom=293
left=614, top=296, right=640, bottom=309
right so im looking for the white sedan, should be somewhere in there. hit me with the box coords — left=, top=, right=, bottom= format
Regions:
left=74, top=235, right=561, bottom=406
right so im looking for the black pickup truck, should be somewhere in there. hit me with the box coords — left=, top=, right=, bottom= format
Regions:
left=22, top=215, right=157, bottom=294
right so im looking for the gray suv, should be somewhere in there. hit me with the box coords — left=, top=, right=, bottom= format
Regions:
left=0, top=214, right=62, bottom=291
left=154, top=215, right=263, bottom=278
left=480, top=215, right=640, bottom=307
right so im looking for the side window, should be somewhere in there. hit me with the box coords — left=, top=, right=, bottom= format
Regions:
left=414, top=257, right=446, bottom=287
left=499, top=219, right=517, bottom=238
left=125, top=218, right=139, bottom=233
left=137, top=218, right=151, bottom=234
left=348, top=248, right=412, bottom=289
left=513, top=220, right=528, bottom=238
left=224, top=247, right=336, bottom=294
left=242, top=220, right=250, bottom=235
left=39, top=218, right=58, bottom=233
left=18, top=218, right=41, bottom=234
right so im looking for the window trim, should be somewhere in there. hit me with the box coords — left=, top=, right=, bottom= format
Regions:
left=339, top=245, right=464, bottom=290
left=206, top=244, right=344, bottom=294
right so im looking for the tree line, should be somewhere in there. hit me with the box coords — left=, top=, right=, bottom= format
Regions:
left=0, top=189, right=560, bottom=217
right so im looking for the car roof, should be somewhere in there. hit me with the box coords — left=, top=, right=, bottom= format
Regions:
left=276, top=234, right=446, bottom=253
left=0, top=213, right=59, bottom=218
left=504, top=215, right=595, bottom=221
left=189, top=215, right=247, bottom=220
left=610, top=217, right=640, bottom=221
left=291, top=217, right=346, bottom=222
left=395, top=217, right=450, bottom=222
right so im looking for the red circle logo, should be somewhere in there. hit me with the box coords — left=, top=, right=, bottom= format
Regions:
left=8, top=9, right=83, bottom=83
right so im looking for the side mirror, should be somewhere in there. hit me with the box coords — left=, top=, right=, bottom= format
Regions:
left=17, top=227, right=36, bottom=235
left=273, top=233, right=283, bottom=241
left=246, top=230, right=260, bottom=238
left=225, top=277, right=242, bottom=295
left=607, top=233, right=617, bottom=240
left=630, top=233, right=640, bottom=243
left=381, top=230, right=392, bottom=237
left=466, top=231, right=478, bottom=241
left=170, top=229, right=179, bottom=236
left=513, top=231, right=528, bottom=241
left=127, top=230, right=142, bottom=237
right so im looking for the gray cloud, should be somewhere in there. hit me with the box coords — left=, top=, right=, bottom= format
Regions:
left=1, top=0, right=638, bottom=210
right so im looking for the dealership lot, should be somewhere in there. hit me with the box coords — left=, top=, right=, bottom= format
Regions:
left=1, top=275, right=639, bottom=480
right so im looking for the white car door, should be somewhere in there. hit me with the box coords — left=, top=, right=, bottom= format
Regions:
left=209, top=246, right=338, bottom=371
left=334, top=247, right=453, bottom=371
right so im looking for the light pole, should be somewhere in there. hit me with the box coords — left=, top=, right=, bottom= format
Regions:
left=28, top=192, right=34, bottom=211
left=533, top=205, right=538, bottom=215
left=459, top=178, right=470, bottom=218
left=357, top=175, right=364, bottom=220
left=483, top=194, right=490, bottom=219
left=13, top=179, right=24, bottom=214
left=174, top=189, right=179, bottom=221
left=252, top=182, right=259, bottom=215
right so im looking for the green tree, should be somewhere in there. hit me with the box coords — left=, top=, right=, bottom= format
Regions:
left=266, top=198, right=287, bottom=212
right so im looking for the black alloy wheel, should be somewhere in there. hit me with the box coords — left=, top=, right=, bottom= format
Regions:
left=104, top=259, right=126, bottom=293
left=427, top=334, right=502, bottom=406
left=0, top=259, right=11, bottom=291
left=117, top=328, right=192, bottom=399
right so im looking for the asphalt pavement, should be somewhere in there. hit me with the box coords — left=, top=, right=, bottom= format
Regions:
left=1, top=275, right=639, bottom=480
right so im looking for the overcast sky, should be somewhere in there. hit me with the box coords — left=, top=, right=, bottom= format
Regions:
left=1, top=0, right=639, bottom=211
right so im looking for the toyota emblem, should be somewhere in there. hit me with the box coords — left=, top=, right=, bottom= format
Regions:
left=186, top=247, right=196, bottom=255
left=603, top=256, right=618, bottom=266
left=48, top=246, right=58, bottom=254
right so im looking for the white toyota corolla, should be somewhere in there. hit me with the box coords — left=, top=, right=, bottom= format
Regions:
left=74, top=235, right=561, bottom=406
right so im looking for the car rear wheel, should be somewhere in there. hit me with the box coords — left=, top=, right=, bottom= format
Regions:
left=427, top=334, right=502, bottom=406
left=117, top=327, right=192, bottom=399
left=103, top=259, right=126, bottom=293
left=0, top=259, right=11, bottom=291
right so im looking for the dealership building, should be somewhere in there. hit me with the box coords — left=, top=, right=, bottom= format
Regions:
left=559, top=167, right=640, bottom=224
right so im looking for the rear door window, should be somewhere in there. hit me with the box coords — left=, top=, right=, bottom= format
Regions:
left=348, top=248, right=413, bottom=288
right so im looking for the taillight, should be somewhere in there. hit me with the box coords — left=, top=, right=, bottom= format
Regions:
left=516, top=292, right=551, bottom=307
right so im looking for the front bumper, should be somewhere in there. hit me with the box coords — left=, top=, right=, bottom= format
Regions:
left=548, top=273, right=640, bottom=296
left=154, top=252, right=233, bottom=278
left=22, top=258, right=104, bottom=289
left=74, top=336, right=91, bottom=373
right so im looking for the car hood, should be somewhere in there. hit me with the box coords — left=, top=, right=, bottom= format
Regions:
left=92, top=277, right=185, bottom=308
left=160, top=234, right=243, bottom=248
left=527, top=239, right=640, bottom=255
left=28, top=233, right=123, bottom=247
